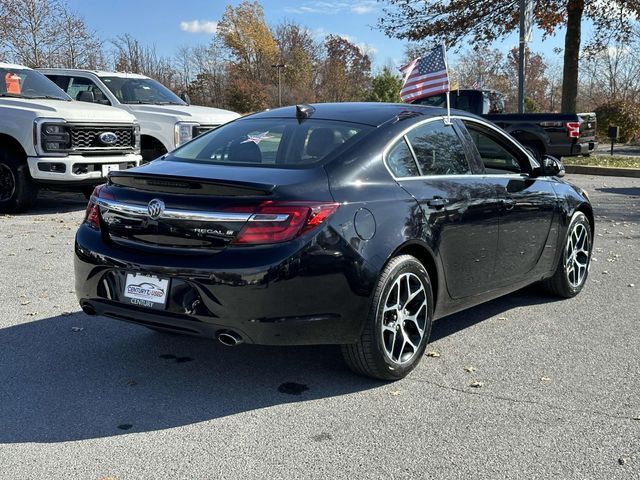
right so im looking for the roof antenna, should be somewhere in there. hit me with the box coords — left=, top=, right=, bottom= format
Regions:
left=296, top=104, right=315, bottom=121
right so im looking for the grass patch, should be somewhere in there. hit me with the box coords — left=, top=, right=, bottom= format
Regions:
left=563, top=155, right=640, bottom=169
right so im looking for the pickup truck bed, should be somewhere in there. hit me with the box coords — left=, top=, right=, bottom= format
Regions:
left=484, top=112, right=598, bottom=159
left=411, top=89, right=598, bottom=159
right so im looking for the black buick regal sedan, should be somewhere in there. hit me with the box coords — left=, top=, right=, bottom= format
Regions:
left=75, top=102, right=593, bottom=380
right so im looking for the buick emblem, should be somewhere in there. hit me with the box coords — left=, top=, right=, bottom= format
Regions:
left=99, top=131, right=118, bottom=145
left=147, top=199, right=165, bottom=219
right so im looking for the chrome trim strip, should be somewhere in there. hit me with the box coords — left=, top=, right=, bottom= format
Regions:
left=248, top=213, right=290, bottom=222
left=93, top=197, right=252, bottom=222
left=381, top=114, right=540, bottom=182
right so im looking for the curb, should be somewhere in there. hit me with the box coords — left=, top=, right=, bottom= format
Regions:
left=564, top=165, right=640, bottom=178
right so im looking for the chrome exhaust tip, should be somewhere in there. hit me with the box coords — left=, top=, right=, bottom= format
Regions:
left=217, top=331, right=243, bottom=346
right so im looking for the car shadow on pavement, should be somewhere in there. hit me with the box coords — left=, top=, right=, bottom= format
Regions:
left=0, top=286, right=561, bottom=444
left=0, top=311, right=379, bottom=444
left=430, top=285, right=562, bottom=342
left=596, top=187, right=640, bottom=197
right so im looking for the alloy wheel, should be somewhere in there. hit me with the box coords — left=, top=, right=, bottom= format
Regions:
left=565, top=222, right=590, bottom=288
left=0, top=163, right=16, bottom=202
left=381, top=272, right=428, bottom=365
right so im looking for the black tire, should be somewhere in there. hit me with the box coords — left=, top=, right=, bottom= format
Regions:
left=341, top=255, right=434, bottom=381
left=82, top=186, right=95, bottom=200
left=543, top=211, right=592, bottom=298
left=0, top=148, right=38, bottom=213
left=521, top=141, right=544, bottom=161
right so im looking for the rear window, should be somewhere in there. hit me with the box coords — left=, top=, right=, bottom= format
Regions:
left=171, top=118, right=373, bottom=168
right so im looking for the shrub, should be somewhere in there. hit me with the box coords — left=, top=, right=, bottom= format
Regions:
left=593, top=100, right=640, bottom=143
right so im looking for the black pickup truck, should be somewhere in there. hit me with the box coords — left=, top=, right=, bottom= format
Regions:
left=412, top=89, right=598, bottom=159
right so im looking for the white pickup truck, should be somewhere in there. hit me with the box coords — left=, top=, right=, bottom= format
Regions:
left=40, top=69, right=240, bottom=162
left=1, top=62, right=141, bottom=212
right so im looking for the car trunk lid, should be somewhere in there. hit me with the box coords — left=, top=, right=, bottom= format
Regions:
left=93, top=160, right=332, bottom=252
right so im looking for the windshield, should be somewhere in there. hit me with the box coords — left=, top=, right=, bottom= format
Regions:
left=171, top=118, right=373, bottom=168
left=0, top=68, right=71, bottom=101
left=101, top=76, right=186, bottom=105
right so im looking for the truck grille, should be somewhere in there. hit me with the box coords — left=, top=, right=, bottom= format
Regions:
left=70, top=126, right=135, bottom=152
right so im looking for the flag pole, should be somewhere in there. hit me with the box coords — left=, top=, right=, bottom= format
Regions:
left=443, top=43, right=452, bottom=125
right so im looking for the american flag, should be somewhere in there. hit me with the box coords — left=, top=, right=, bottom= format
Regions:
left=472, top=78, right=482, bottom=89
left=400, top=45, right=450, bottom=103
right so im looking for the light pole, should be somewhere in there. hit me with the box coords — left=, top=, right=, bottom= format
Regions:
left=272, top=63, right=287, bottom=107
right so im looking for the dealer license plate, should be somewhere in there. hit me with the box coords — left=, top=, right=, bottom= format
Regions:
left=101, top=164, right=119, bottom=177
left=123, top=273, right=169, bottom=309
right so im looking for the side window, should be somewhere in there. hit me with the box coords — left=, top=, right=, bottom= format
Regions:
left=386, top=138, right=419, bottom=177
left=46, top=75, right=70, bottom=91
left=406, top=122, right=470, bottom=176
left=465, top=125, right=528, bottom=174
left=66, top=77, right=109, bottom=104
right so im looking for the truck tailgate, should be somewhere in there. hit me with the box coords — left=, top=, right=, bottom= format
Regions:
left=578, top=112, right=597, bottom=141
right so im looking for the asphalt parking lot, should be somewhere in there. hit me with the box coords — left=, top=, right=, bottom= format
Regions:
left=0, top=174, right=638, bottom=480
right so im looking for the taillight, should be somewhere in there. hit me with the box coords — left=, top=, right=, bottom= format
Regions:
left=84, top=202, right=101, bottom=230
left=232, top=201, right=339, bottom=245
left=83, top=184, right=111, bottom=230
left=566, top=122, right=580, bottom=138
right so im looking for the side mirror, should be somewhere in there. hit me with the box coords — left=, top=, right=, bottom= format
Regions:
left=180, top=92, right=191, bottom=105
left=542, top=155, right=565, bottom=177
left=76, top=90, right=95, bottom=103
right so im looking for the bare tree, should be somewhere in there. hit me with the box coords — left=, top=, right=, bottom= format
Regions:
left=111, top=33, right=178, bottom=88
left=53, top=4, right=103, bottom=69
left=579, top=39, right=640, bottom=109
left=0, top=0, right=63, bottom=67
left=0, top=0, right=102, bottom=68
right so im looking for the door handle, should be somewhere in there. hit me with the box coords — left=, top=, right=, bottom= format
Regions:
left=501, top=198, right=516, bottom=210
left=427, top=197, right=448, bottom=209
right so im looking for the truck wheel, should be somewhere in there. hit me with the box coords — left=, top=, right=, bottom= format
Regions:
left=521, top=141, right=544, bottom=161
left=0, top=149, right=38, bottom=213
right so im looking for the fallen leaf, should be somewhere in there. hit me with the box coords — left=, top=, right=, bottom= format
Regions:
left=464, top=365, right=476, bottom=373
left=25, top=312, right=38, bottom=316
left=618, top=457, right=627, bottom=466
left=71, top=326, right=84, bottom=332
left=20, top=300, right=30, bottom=305
left=540, top=376, right=552, bottom=382
left=426, top=351, right=441, bottom=358
left=390, top=390, right=401, bottom=396
left=469, top=381, right=484, bottom=388
left=629, top=284, right=635, bottom=287
left=497, top=317, right=508, bottom=321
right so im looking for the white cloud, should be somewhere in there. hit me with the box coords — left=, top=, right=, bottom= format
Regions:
left=179, top=20, right=218, bottom=34
left=351, top=4, right=375, bottom=14
left=285, top=1, right=376, bottom=15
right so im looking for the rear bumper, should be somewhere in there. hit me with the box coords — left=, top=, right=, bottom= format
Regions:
left=28, top=154, right=142, bottom=182
left=549, top=140, right=597, bottom=158
left=74, top=225, right=376, bottom=345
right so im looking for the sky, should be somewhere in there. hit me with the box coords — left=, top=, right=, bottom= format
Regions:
left=65, top=0, right=568, bottom=69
